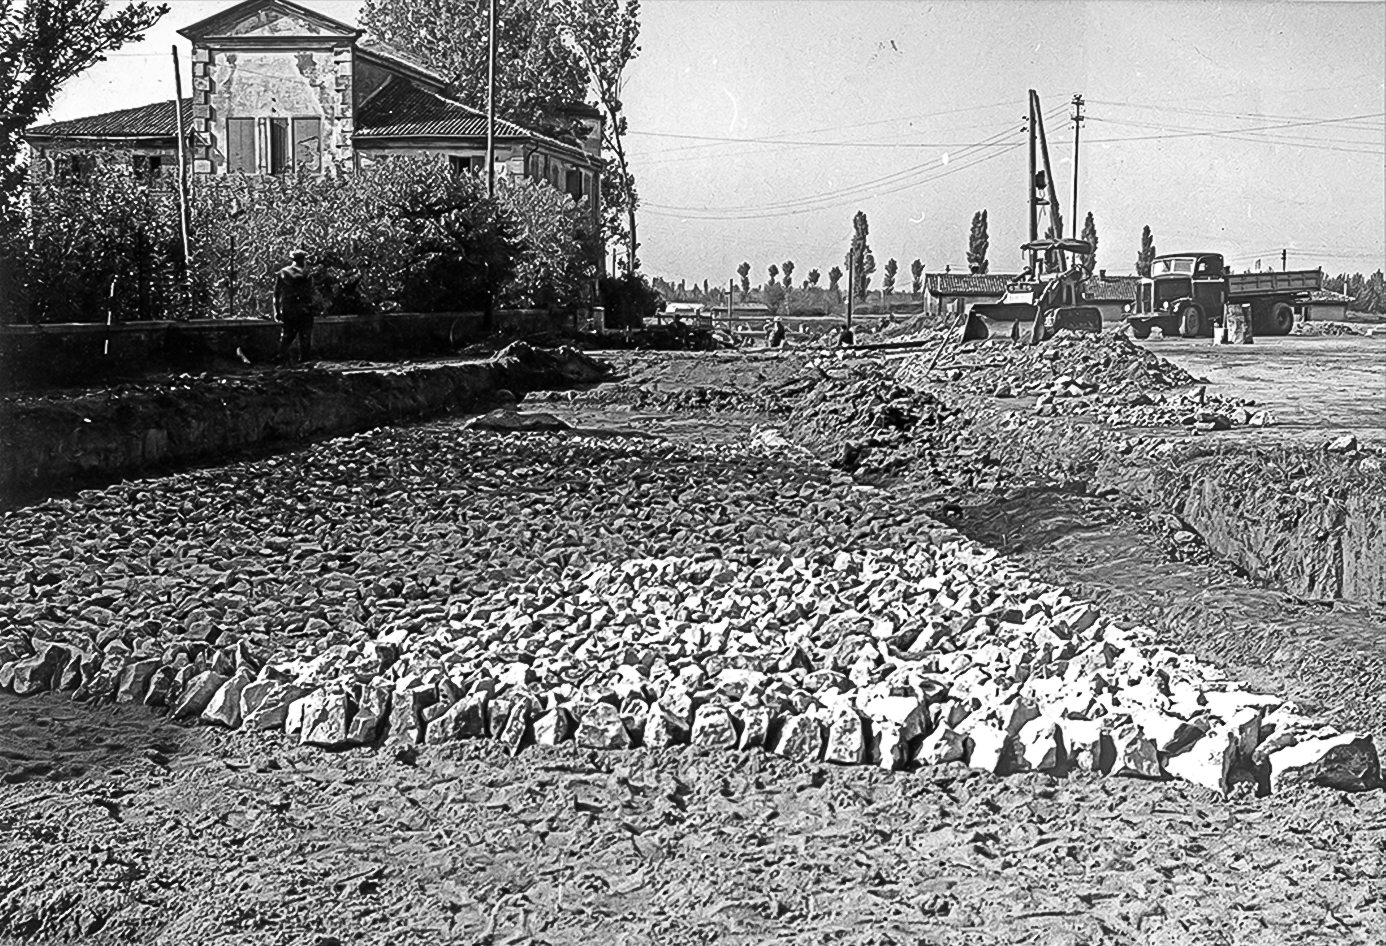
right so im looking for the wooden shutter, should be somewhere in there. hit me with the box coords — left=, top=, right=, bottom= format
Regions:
left=269, top=118, right=288, bottom=174
left=292, top=117, right=321, bottom=173
left=226, top=117, right=255, bottom=174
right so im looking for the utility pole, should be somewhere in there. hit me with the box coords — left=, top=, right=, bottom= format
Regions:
left=1071, top=93, right=1084, bottom=241
left=171, top=46, right=192, bottom=288
left=1027, top=95, right=1037, bottom=274
left=846, top=248, right=855, bottom=331
left=1282, top=248, right=1287, bottom=272
left=485, top=0, right=497, bottom=198
left=728, top=278, right=735, bottom=334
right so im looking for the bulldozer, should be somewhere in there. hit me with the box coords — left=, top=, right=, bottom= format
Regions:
left=963, top=239, right=1104, bottom=344
left=962, top=91, right=1104, bottom=345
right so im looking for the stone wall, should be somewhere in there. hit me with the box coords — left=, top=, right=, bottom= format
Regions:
left=0, top=310, right=568, bottom=390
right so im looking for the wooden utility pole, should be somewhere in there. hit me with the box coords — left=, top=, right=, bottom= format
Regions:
left=171, top=46, right=192, bottom=284
left=1027, top=95, right=1038, bottom=274
left=485, top=0, right=497, bottom=198
left=1071, top=93, right=1084, bottom=240
left=727, top=278, right=735, bottom=334
left=1282, top=248, right=1287, bottom=272
left=846, top=248, right=855, bottom=331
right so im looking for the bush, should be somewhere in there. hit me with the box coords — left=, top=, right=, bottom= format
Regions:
left=599, top=272, right=661, bottom=329
left=4, top=156, right=600, bottom=324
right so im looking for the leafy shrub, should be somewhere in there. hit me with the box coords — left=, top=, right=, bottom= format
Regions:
left=4, top=155, right=599, bottom=323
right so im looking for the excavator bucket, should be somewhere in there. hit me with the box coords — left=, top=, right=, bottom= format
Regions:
left=961, top=302, right=1042, bottom=342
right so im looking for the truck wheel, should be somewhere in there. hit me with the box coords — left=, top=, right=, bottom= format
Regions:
left=1266, top=301, right=1295, bottom=335
left=1178, top=303, right=1206, bottom=338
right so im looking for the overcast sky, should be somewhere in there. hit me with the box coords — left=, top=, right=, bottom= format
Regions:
left=45, top=0, right=1386, bottom=283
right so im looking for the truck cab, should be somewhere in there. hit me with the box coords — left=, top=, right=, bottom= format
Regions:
left=1131, top=252, right=1225, bottom=338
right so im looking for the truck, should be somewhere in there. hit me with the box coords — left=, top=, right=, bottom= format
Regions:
left=1127, top=252, right=1323, bottom=339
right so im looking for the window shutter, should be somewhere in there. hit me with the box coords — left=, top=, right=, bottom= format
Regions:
left=269, top=118, right=289, bottom=174
left=292, top=117, right=322, bottom=173
left=227, top=117, right=255, bottom=173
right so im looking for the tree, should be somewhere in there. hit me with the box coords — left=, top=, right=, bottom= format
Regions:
left=967, top=209, right=989, bottom=274
left=766, top=263, right=779, bottom=289
left=910, top=258, right=923, bottom=295
left=882, top=258, right=898, bottom=296
left=763, top=281, right=785, bottom=316
left=807, top=268, right=821, bottom=287
left=360, top=0, right=585, bottom=134
left=1136, top=225, right=1157, bottom=277
left=781, top=260, right=794, bottom=288
left=1, top=0, right=167, bottom=213
left=555, top=0, right=643, bottom=275
left=827, top=265, right=842, bottom=292
left=737, top=261, right=750, bottom=294
left=1079, top=211, right=1099, bottom=276
left=848, top=210, right=875, bottom=300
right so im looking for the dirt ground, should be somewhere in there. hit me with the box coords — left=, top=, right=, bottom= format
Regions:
left=1132, top=335, right=1386, bottom=444
left=4, top=344, right=1386, bottom=946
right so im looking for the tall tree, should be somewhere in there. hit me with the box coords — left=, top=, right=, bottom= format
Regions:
left=766, top=263, right=779, bottom=289
left=807, top=268, right=821, bottom=287
left=781, top=259, right=794, bottom=288
left=555, top=0, right=642, bottom=274
left=967, top=210, right=989, bottom=274
left=1136, top=225, right=1157, bottom=277
left=1079, top=211, right=1099, bottom=276
left=360, top=0, right=585, bottom=134
left=848, top=210, right=874, bottom=301
left=910, top=258, right=924, bottom=295
left=1, top=0, right=167, bottom=212
left=827, top=265, right=842, bottom=292
left=882, top=257, right=898, bottom=295
left=736, top=261, right=750, bottom=294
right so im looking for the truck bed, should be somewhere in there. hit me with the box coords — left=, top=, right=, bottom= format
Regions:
left=1227, top=269, right=1322, bottom=298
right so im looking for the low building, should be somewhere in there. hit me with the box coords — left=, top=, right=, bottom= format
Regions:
left=24, top=0, right=601, bottom=228
left=1299, top=289, right=1352, bottom=322
left=923, top=273, right=1017, bottom=316
left=1082, top=271, right=1139, bottom=321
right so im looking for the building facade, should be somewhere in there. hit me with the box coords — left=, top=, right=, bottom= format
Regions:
left=25, top=0, right=602, bottom=227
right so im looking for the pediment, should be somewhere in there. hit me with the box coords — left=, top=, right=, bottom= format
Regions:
left=179, top=0, right=359, bottom=41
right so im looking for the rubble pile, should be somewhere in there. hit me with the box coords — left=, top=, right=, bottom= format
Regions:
left=899, top=332, right=1202, bottom=399
left=1, top=536, right=1376, bottom=796
left=1292, top=321, right=1366, bottom=337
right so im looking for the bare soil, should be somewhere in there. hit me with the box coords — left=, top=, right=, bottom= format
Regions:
left=3, top=344, right=1386, bottom=946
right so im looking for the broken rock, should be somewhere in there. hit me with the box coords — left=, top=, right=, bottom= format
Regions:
left=1268, top=733, right=1380, bottom=793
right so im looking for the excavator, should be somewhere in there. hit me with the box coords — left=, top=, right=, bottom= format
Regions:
left=962, top=90, right=1103, bottom=345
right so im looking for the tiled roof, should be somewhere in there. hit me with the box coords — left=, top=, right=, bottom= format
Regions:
left=356, top=79, right=588, bottom=159
left=357, top=39, right=449, bottom=85
left=923, top=273, right=1017, bottom=297
left=1307, top=289, right=1353, bottom=304
left=27, top=99, right=191, bottom=139
left=1083, top=274, right=1139, bottom=302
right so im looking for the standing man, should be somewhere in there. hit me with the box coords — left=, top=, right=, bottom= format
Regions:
left=274, top=248, right=317, bottom=365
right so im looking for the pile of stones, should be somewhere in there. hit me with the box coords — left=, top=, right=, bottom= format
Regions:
left=3, top=535, right=1376, bottom=796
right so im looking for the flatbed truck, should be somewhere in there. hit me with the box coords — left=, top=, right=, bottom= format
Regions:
left=1127, top=252, right=1322, bottom=338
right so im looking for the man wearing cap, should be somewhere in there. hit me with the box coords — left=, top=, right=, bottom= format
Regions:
left=274, top=248, right=317, bottom=364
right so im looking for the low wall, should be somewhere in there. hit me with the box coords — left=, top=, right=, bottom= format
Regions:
left=0, top=310, right=569, bottom=390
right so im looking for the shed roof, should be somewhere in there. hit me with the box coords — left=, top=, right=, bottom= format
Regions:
left=1307, top=289, right=1353, bottom=304
left=1083, top=274, right=1139, bottom=302
left=26, top=99, right=191, bottom=140
left=923, top=273, right=1016, bottom=297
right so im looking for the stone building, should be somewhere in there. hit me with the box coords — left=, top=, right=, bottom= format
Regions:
left=25, top=0, right=602, bottom=226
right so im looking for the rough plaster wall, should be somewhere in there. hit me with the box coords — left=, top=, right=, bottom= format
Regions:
left=206, top=49, right=350, bottom=174
left=28, top=141, right=176, bottom=182
left=221, top=8, right=333, bottom=37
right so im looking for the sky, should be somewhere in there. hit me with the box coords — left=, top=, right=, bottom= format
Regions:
left=42, top=0, right=1386, bottom=285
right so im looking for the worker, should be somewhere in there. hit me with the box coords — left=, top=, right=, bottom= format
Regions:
left=769, top=317, right=787, bottom=348
left=274, top=248, right=318, bottom=365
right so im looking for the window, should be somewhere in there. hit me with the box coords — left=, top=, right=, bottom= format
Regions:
left=57, top=153, right=96, bottom=182
left=227, top=117, right=255, bottom=173
left=448, top=155, right=484, bottom=175
left=565, top=167, right=583, bottom=200
left=132, top=155, right=164, bottom=182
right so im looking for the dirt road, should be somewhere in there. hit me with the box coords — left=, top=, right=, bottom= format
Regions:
left=1136, top=336, right=1386, bottom=444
